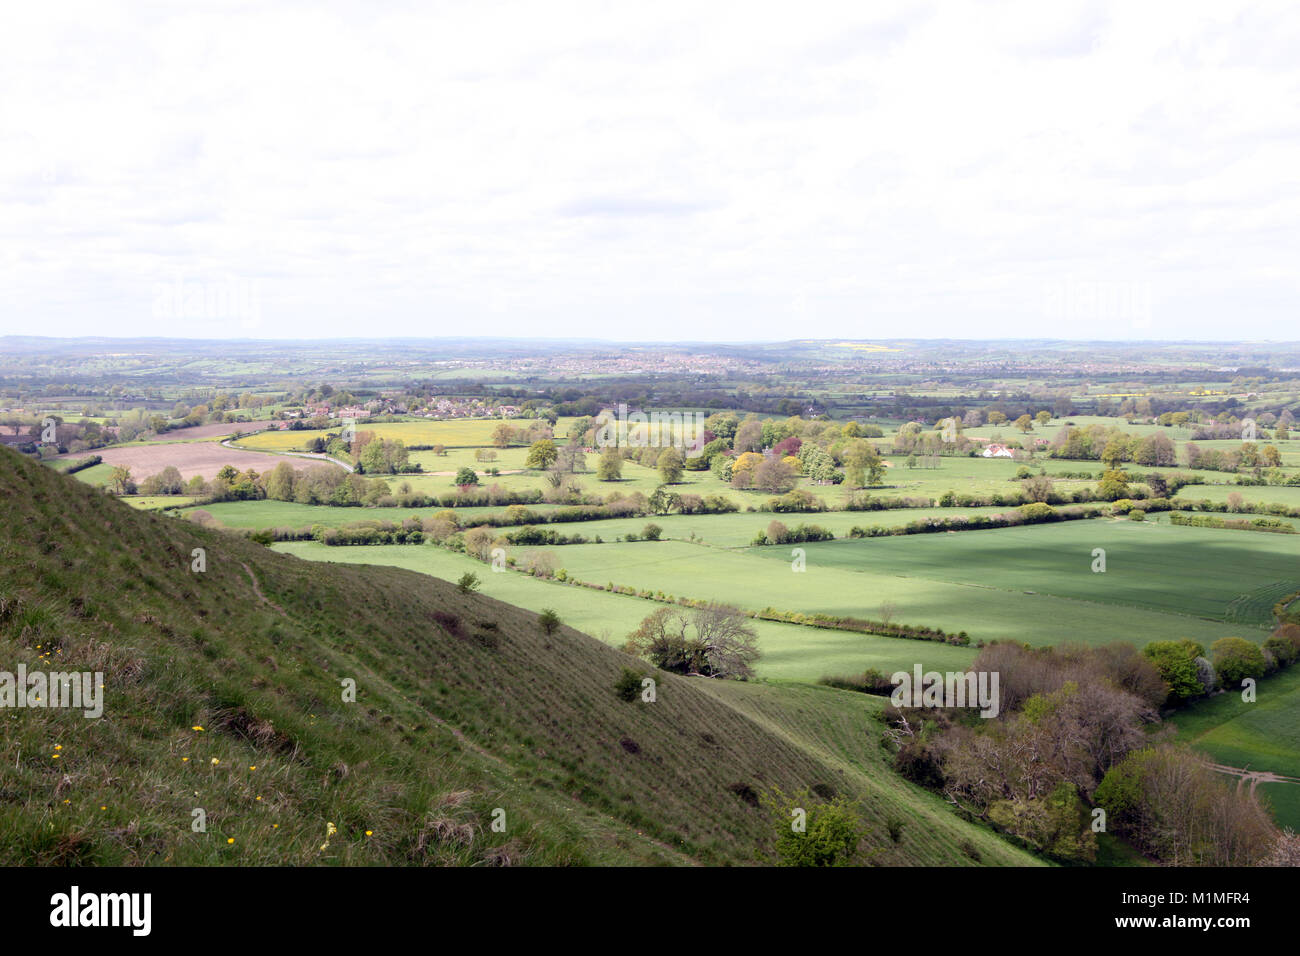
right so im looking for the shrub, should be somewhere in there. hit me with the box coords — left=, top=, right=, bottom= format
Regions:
left=623, top=604, right=760, bottom=680
left=1211, top=637, right=1267, bottom=687
left=763, top=788, right=865, bottom=867
left=818, top=668, right=893, bottom=695
left=1142, top=640, right=1206, bottom=705
left=613, top=668, right=644, bottom=702
left=431, top=610, right=464, bottom=638
left=456, top=572, right=480, bottom=594
left=1264, top=635, right=1298, bottom=667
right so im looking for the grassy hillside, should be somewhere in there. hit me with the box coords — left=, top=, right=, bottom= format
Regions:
left=0, top=447, right=1037, bottom=866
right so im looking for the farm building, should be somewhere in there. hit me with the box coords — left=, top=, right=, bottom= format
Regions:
left=982, top=443, right=1014, bottom=458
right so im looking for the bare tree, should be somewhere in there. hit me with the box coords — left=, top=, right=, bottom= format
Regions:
left=878, top=600, right=898, bottom=627
left=624, top=604, right=760, bottom=679
left=694, top=604, right=761, bottom=680
left=1259, top=830, right=1300, bottom=866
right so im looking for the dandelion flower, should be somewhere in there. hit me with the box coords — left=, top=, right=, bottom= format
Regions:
left=210, top=758, right=220, bottom=765
left=227, top=838, right=235, bottom=844
left=192, top=726, right=204, bottom=732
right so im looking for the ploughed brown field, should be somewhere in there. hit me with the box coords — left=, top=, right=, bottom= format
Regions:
left=58, top=440, right=341, bottom=481
left=154, top=421, right=265, bottom=441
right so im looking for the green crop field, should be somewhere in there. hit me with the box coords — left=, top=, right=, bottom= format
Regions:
left=275, top=526, right=1268, bottom=655
left=124, top=495, right=201, bottom=510
left=752, top=519, right=1300, bottom=628
left=272, top=540, right=979, bottom=680
left=68, top=462, right=114, bottom=486
left=1182, top=483, right=1300, bottom=510
left=484, top=532, right=1266, bottom=651
left=1168, top=666, right=1300, bottom=830
left=1159, top=510, right=1300, bottom=530
left=181, top=499, right=566, bottom=528
left=189, top=497, right=1020, bottom=545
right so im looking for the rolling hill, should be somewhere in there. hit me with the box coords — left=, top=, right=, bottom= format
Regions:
left=0, top=447, right=1039, bottom=866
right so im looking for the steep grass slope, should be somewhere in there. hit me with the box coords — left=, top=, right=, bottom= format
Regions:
left=0, top=448, right=1037, bottom=866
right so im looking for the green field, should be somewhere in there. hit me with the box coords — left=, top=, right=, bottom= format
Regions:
left=479, top=533, right=1268, bottom=651
left=272, top=540, right=978, bottom=680
left=68, top=462, right=114, bottom=486
left=1181, top=482, right=1300, bottom=510
left=753, top=519, right=1300, bottom=628
left=1169, top=665, right=1300, bottom=830
left=124, top=495, right=201, bottom=510
left=275, top=518, right=1275, bottom=663
left=183, top=499, right=566, bottom=528
left=187, top=498, right=1018, bottom=545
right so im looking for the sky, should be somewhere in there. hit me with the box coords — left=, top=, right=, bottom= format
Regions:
left=1, top=0, right=1298, bottom=342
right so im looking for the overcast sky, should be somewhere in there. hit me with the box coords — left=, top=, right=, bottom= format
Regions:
left=1, top=0, right=1297, bottom=342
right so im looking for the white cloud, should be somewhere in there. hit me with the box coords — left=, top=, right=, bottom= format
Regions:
left=1, top=0, right=1297, bottom=341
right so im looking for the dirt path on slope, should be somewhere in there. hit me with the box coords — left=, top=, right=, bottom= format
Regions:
left=240, top=561, right=288, bottom=618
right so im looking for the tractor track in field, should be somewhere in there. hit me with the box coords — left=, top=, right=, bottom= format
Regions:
left=1206, top=762, right=1300, bottom=796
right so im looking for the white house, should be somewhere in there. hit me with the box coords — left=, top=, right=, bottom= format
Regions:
left=982, top=443, right=1014, bottom=458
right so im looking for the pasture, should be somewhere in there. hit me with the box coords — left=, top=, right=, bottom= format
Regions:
left=447, top=531, right=1262, bottom=651
left=759, top=518, right=1300, bottom=628
left=183, top=499, right=565, bottom=528
left=184, top=497, right=1028, bottom=546
left=272, top=540, right=979, bottom=680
